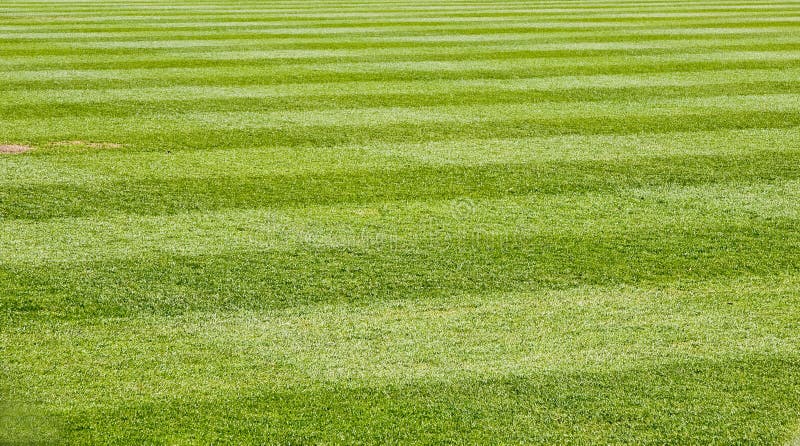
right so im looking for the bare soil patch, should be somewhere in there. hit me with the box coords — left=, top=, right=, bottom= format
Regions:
left=0, top=144, right=34, bottom=154
left=53, top=141, right=122, bottom=149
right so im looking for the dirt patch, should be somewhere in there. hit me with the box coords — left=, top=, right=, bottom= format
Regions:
left=0, top=144, right=34, bottom=154
left=53, top=141, right=122, bottom=149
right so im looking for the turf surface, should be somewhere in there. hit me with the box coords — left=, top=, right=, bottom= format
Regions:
left=2, top=0, right=800, bottom=444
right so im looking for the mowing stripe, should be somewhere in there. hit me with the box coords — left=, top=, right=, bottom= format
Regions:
left=3, top=0, right=800, bottom=443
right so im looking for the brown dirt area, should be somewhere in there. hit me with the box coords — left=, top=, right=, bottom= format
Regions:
left=0, top=144, right=34, bottom=154
left=53, top=141, right=122, bottom=149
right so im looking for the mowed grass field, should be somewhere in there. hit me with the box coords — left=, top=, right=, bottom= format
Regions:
left=2, top=0, right=800, bottom=444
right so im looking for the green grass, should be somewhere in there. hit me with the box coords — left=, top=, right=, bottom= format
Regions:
left=2, top=0, right=800, bottom=444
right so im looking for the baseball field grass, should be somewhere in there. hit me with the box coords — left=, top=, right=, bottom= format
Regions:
left=2, top=0, right=800, bottom=444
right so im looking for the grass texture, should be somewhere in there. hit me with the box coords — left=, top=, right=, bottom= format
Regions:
left=2, top=0, right=800, bottom=444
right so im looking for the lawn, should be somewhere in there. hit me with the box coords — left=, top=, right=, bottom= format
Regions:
left=2, top=0, right=800, bottom=444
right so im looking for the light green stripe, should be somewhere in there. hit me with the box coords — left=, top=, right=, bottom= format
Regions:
left=3, top=34, right=798, bottom=70
left=3, top=50, right=797, bottom=85
left=2, top=180, right=798, bottom=265
left=4, top=67, right=798, bottom=106
left=3, top=127, right=796, bottom=185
